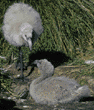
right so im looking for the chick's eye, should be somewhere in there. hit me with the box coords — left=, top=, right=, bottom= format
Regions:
left=25, top=35, right=27, bottom=38
left=25, top=35, right=29, bottom=40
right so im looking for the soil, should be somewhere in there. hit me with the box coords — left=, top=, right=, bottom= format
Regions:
left=0, top=63, right=94, bottom=110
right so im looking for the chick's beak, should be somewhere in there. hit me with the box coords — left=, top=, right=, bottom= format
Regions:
left=22, top=34, right=32, bottom=50
left=27, top=38, right=32, bottom=50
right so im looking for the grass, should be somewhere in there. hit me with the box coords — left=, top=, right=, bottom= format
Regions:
left=1, top=0, right=94, bottom=60
left=91, top=0, right=94, bottom=2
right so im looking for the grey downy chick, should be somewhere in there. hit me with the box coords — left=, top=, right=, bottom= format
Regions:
left=30, top=59, right=90, bottom=105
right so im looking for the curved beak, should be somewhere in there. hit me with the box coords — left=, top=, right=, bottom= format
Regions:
left=22, top=34, right=32, bottom=51
left=27, top=38, right=32, bottom=51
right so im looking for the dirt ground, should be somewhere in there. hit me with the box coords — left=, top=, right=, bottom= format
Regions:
left=0, top=63, right=94, bottom=110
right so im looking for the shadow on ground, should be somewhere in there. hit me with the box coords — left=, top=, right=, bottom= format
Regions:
left=0, top=98, right=22, bottom=110
left=27, top=50, right=71, bottom=68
